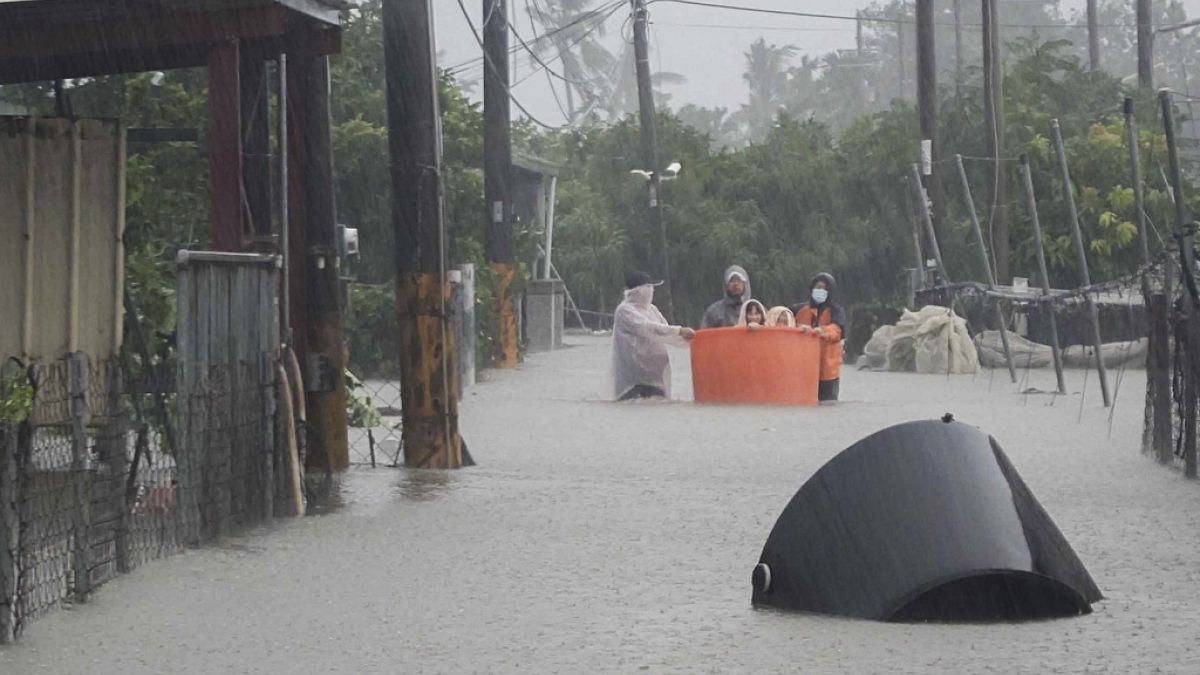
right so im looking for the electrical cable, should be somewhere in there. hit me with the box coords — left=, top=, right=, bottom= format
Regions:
left=454, top=0, right=572, bottom=129
left=646, top=0, right=1135, bottom=30
left=445, top=0, right=623, bottom=73
left=521, top=0, right=576, bottom=123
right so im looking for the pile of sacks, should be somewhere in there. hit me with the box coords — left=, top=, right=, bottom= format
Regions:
left=858, top=305, right=980, bottom=374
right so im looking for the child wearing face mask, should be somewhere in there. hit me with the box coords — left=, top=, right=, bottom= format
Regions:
left=791, top=273, right=845, bottom=402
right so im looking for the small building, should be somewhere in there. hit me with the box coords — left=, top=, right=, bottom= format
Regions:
left=512, top=152, right=565, bottom=352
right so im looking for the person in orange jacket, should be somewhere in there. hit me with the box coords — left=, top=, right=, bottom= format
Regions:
left=791, top=272, right=845, bottom=402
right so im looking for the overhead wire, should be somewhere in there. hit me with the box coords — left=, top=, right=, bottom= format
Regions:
left=453, top=0, right=570, bottom=129
left=445, top=0, right=623, bottom=75
left=520, top=0, right=576, bottom=123
left=646, top=0, right=1136, bottom=30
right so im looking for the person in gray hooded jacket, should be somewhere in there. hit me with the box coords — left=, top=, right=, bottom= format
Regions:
left=701, top=265, right=751, bottom=328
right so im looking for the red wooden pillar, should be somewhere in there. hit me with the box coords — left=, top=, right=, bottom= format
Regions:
left=208, top=39, right=244, bottom=252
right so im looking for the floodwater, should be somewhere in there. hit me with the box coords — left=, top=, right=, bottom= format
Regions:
left=4, top=336, right=1200, bottom=674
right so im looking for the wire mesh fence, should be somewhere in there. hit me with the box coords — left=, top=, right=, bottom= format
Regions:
left=347, top=374, right=403, bottom=468
left=1, top=350, right=285, bottom=642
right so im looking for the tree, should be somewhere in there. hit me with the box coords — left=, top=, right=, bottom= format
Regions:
left=738, top=39, right=798, bottom=142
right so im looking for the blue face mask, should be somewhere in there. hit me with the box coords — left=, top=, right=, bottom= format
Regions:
left=811, top=288, right=829, bottom=304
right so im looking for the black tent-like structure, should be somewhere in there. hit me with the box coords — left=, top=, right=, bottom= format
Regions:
left=751, top=419, right=1102, bottom=621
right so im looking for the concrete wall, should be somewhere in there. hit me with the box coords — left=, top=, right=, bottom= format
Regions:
left=525, top=279, right=563, bottom=352
left=0, top=117, right=124, bottom=364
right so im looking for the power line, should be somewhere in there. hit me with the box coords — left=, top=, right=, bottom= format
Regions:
left=453, top=0, right=568, bottom=129
left=647, top=0, right=1136, bottom=30
left=513, top=1, right=611, bottom=88
left=513, top=3, right=623, bottom=89
left=655, top=21, right=855, bottom=33
left=522, top=0, right=575, bottom=123
left=450, top=0, right=622, bottom=96
left=445, top=0, right=623, bottom=73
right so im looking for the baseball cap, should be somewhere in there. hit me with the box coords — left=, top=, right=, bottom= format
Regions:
left=625, top=271, right=664, bottom=289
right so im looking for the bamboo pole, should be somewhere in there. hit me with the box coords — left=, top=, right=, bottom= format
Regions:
left=1019, top=155, right=1067, bottom=395
left=1051, top=119, right=1111, bottom=407
left=956, top=154, right=1017, bottom=382
left=910, top=163, right=948, bottom=283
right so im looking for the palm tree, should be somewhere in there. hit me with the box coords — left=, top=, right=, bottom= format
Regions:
left=739, top=39, right=798, bottom=141
left=527, top=1, right=686, bottom=122
left=525, top=0, right=620, bottom=120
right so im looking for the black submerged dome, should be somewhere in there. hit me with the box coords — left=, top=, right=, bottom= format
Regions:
left=751, top=419, right=1102, bottom=622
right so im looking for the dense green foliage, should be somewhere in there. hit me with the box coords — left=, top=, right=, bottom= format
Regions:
left=547, top=40, right=1194, bottom=327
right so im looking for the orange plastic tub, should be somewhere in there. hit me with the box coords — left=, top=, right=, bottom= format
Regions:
left=690, top=327, right=822, bottom=405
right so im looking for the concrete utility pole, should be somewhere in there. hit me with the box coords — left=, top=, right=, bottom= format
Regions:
left=383, top=0, right=463, bottom=469
left=916, top=0, right=944, bottom=249
left=484, top=0, right=519, bottom=367
left=1137, top=0, right=1153, bottom=88
left=982, top=0, right=1009, bottom=285
left=287, top=45, right=348, bottom=473
left=631, top=0, right=673, bottom=318
left=1086, top=0, right=1100, bottom=71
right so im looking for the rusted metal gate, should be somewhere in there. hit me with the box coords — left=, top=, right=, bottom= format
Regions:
left=175, top=251, right=281, bottom=540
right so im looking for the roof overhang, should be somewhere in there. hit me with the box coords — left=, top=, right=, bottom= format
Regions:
left=0, top=0, right=342, bottom=85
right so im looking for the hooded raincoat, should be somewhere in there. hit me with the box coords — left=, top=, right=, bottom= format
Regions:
left=611, top=285, right=689, bottom=399
left=792, top=273, right=846, bottom=383
left=766, top=306, right=796, bottom=327
left=736, top=299, right=769, bottom=326
left=701, top=265, right=752, bottom=328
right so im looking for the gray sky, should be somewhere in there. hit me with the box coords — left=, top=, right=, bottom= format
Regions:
left=431, top=0, right=1200, bottom=126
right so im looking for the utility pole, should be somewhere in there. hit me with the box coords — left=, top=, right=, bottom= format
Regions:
left=856, top=10, right=869, bottom=110
left=288, top=41, right=348, bottom=474
left=896, top=2, right=906, bottom=102
left=1137, top=0, right=1153, bottom=88
left=1086, top=0, right=1100, bottom=71
left=483, top=0, right=519, bottom=367
left=953, top=0, right=964, bottom=97
left=383, top=0, right=463, bottom=469
left=632, top=0, right=673, bottom=318
left=916, top=0, right=944, bottom=250
left=856, top=10, right=863, bottom=57
left=982, top=0, right=1009, bottom=285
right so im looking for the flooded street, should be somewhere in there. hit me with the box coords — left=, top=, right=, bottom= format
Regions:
left=4, top=336, right=1200, bottom=674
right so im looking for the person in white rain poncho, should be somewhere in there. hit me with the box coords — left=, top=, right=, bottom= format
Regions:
left=611, top=272, right=695, bottom=400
